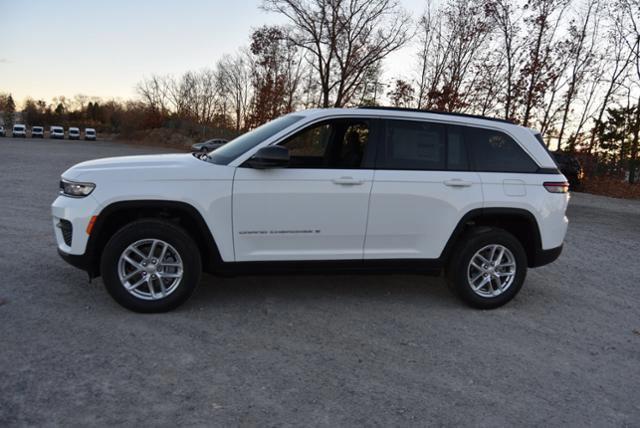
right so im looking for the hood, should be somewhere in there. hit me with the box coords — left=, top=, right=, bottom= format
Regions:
left=62, top=153, right=219, bottom=182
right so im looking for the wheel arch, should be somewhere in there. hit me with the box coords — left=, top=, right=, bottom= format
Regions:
left=86, top=200, right=222, bottom=278
left=440, top=208, right=544, bottom=268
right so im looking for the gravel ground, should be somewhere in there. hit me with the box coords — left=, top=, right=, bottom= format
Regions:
left=1, top=137, right=639, bottom=426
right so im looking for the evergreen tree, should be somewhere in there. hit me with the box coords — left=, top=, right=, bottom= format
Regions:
left=595, top=105, right=640, bottom=183
left=4, top=94, right=15, bottom=127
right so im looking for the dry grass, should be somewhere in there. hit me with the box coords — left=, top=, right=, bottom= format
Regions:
left=582, top=176, right=640, bottom=199
left=117, top=128, right=195, bottom=151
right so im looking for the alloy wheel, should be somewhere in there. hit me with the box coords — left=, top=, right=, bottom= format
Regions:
left=117, top=239, right=184, bottom=301
left=466, top=244, right=517, bottom=298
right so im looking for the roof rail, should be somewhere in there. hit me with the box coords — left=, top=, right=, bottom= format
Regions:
left=356, top=106, right=515, bottom=124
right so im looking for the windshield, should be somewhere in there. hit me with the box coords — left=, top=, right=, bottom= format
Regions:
left=208, top=114, right=304, bottom=165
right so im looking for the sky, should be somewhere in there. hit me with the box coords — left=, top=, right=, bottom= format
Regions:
left=0, top=0, right=427, bottom=106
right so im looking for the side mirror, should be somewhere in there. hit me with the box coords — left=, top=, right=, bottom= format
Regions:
left=246, top=146, right=290, bottom=169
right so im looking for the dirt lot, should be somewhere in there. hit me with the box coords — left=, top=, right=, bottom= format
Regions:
left=1, top=137, right=639, bottom=426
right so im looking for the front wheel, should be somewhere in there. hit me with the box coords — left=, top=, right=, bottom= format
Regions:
left=100, top=219, right=202, bottom=312
left=446, top=228, right=527, bottom=309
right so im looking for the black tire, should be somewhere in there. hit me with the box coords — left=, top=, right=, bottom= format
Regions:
left=446, top=227, right=527, bottom=309
left=100, top=219, right=202, bottom=313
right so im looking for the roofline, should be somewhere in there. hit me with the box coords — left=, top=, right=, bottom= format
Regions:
left=356, top=106, right=514, bottom=125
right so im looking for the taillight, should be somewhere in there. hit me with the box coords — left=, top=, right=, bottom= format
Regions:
left=543, top=182, right=569, bottom=193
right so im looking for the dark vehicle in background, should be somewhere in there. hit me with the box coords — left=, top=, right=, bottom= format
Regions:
left=31, top=126, right=44, bottom=138
left=552, top=151, right=583, bottom=190
left=0, top=126, right=5, bottom=137
left=50, top=126, right=64, bottom=139
left=84, top=128, right=96, bottom=140
left=191, top=138, right=228, bottom=153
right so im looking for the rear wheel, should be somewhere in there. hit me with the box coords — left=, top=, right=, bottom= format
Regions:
left=446, top=227, right=527, bottom=309
left=100, top=219, right=201, bottom=312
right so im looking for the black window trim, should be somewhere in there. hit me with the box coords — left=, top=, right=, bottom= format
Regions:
left=373, top=116, right=557, bottom=174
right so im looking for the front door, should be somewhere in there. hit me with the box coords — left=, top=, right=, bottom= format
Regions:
left=233, top=118, right=377, bottom=261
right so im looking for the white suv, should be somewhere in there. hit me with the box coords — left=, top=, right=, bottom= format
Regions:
left=52, top=108, right=569, bottom=312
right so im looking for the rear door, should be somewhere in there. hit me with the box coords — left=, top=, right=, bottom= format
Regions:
left=233, top=117, right=378, bottom=261
left=464, top=126, right=541, bottom=206
left=364, top=119, right=483, bottom=260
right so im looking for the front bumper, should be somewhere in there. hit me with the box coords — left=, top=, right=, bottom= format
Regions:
left=58, top=248, right=91, bottom=273
left=52, top=194, right=99, bottom=255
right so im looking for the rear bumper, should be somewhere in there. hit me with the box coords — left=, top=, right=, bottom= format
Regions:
left=531, top=245, right=563, bottom=268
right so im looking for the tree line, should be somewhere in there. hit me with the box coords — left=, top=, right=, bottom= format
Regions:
left=2, top=0, right=639, bottom=182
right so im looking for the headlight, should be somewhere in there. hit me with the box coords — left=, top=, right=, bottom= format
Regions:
left=60, top=179, right=95, bottom=197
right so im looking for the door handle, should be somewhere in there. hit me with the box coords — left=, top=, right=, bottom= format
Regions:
left=444, top=179, right=473, bottom=187
left=332, top=177, right=364, bottom=185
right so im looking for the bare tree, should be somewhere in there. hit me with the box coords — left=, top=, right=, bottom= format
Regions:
left=415, top=4, right=449, bottom=109
left=485, top=0, right=525, bottom=119
left=387, top=79, right=415, bottom=107
left=262, top=0, right=411, bottom=107
left=357, top=61, right=385, bottom=106
left=414, top=0, right=491, bottom=112
left=463, top=50, right=506, bottom=116
left=586, top=7, right=635, bottom=152
left=616, top=0, right=640, bottom=181
left=216, top=52, right=252, bottom=131
left=136, top=75, right=172, bottom=114
left=557, top=0, right=601, bottom=150
left=517, top=0, right=570, bottom=127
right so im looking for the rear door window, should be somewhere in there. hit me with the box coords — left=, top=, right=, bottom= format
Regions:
left=378, top=120, right=446, bottom=170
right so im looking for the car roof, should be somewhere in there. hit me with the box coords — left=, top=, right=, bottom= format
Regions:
left=300, top=107, right=526, bottom=131
left=357, top=106, right=514, bottom=124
